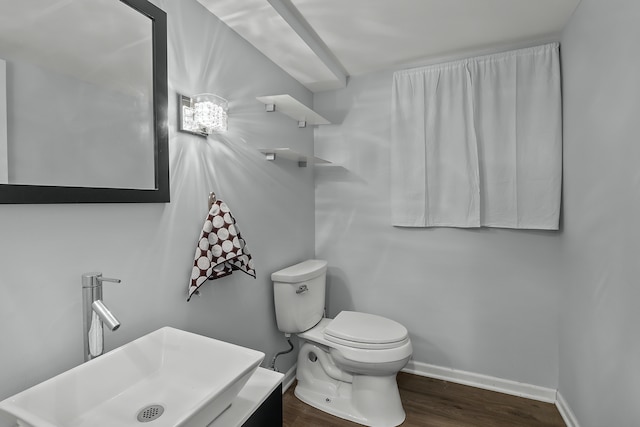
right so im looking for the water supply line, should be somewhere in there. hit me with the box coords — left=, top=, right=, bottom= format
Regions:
left=269, top=333, right=294, bottom=371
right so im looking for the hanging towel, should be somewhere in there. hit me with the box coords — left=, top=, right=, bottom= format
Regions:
left=188, top=194, right=255, bottom=301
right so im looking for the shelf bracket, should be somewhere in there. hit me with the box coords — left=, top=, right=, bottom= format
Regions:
left=262, top=151, right=306, bottom=167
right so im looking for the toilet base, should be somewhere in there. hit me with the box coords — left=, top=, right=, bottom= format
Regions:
left=295, top=342, right=406, bottom=427
left=295, top=375, right=405, bottom=427
left=295, top=380, right=365, bottom=424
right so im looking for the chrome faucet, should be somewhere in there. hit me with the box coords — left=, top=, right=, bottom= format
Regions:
left=82, top=272, right=122, bottom=362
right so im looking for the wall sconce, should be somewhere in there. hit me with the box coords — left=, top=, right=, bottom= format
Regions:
left=179, top=93, right=228, bottom=136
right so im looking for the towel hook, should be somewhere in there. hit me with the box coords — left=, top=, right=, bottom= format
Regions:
left=208, top=192, right=217, bottom=210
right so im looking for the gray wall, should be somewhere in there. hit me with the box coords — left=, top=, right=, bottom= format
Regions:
left=560, top=0, right=640, bottom=425
left=313, top=71, right=562, bottom=389
left=0, top=0, right=313, bottom=418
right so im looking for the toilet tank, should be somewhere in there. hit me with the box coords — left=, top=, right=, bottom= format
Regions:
left=272, top=260, right=328, bottom=334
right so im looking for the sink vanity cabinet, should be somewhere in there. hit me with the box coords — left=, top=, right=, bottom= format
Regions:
left=210, top=368, right=284, bottom=427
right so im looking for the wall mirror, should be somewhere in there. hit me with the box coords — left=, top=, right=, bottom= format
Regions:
left=0, top=0, right=168, bottom=203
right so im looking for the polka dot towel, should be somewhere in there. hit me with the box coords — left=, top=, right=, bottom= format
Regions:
left=188, top=197, right=255, bottom=301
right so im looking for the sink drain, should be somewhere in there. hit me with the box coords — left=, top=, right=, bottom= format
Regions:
left=137, top=404, right=164, bottom=422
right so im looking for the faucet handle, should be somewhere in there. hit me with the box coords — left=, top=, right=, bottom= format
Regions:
left=82, top=272, right=122, bottom=288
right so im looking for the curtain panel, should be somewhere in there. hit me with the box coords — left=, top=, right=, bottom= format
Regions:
left=390, top=43, right=561, bottom=229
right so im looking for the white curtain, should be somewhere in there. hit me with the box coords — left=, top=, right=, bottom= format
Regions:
left=391, top=43, right=561, bottom=229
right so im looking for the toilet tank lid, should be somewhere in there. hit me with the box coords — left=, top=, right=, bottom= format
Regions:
left=324, top=311, right=409, bottom=345
left=271, top=259, right=328, bottom=283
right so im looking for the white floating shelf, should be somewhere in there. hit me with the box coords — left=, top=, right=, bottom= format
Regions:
left=256, top=94, right=330, bottom=127
left=258, top=148, right=331, bottom=167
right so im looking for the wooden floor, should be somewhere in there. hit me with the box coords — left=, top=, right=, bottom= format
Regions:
left=283, top=372, right=566, bottom=427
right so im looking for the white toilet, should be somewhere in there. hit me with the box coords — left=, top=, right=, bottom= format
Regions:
left=272, top=259, right=412, bottom=427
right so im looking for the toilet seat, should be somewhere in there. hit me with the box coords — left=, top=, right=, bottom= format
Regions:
left=323, top=334, right=410, bottom=350
left=298, top=315, right=413, bottom=365
left=324, top=311, right=408, bottom=349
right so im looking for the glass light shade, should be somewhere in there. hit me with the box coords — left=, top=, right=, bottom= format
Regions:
left=193, top=93, right=228, bottom=133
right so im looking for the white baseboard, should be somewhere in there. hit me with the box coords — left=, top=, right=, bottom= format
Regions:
left=402, top=360, right=557, bottom=403
left=556, top=391, right=580, bottom=427
left=281, top=364, right=297, bottom=394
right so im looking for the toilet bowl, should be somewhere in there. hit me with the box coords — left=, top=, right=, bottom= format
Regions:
left=296, top=315, right=412, bottom=426
left=272, top=260, right=412, bottom=427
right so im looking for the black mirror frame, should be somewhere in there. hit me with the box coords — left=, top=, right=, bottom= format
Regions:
left=0, top=0, right=169, bottom=204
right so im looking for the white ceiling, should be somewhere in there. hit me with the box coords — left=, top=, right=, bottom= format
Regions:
left=198, top=0, right=581, bottom=92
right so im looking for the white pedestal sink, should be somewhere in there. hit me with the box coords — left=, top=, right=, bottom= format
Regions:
left=0, top=327, right=264, bottom=427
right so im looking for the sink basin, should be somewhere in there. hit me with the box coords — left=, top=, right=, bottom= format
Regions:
left=0, top=327, right=264, bottom=427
